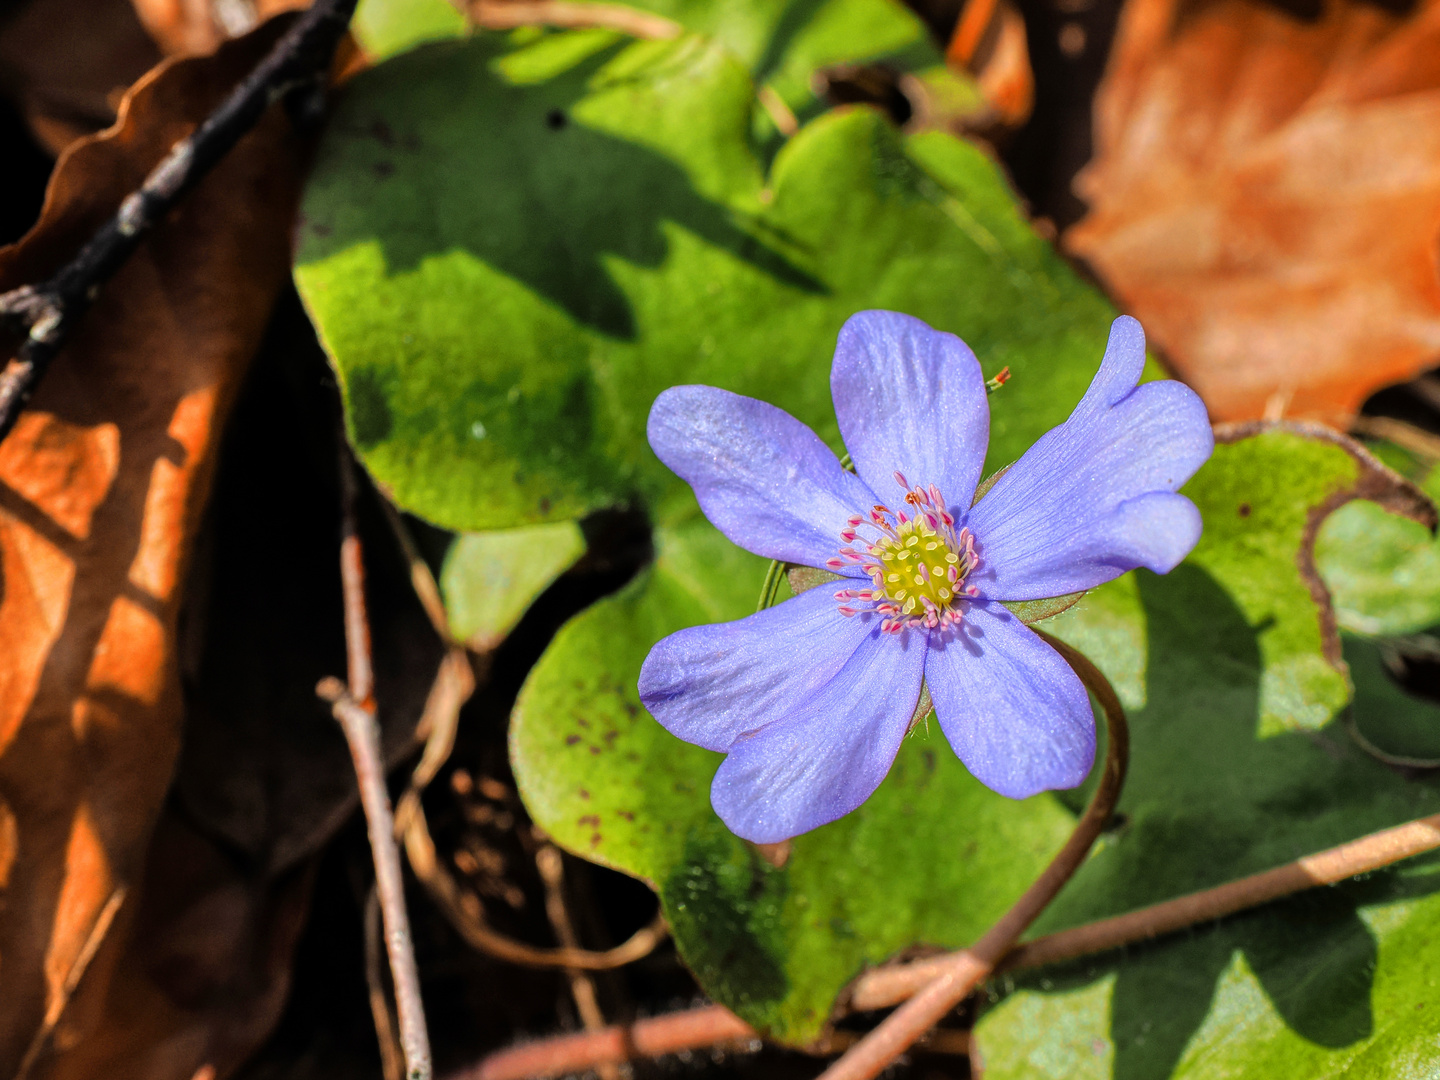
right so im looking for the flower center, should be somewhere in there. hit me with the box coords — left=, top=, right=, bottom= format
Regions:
left=826, top=472, right=980, bottom=633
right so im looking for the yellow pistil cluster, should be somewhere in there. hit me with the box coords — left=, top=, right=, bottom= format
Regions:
left=872, top=519, right=962, bottom=616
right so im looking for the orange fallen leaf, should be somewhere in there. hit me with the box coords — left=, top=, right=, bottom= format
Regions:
left=129, top=0, right=310, bottom=57
left=0, top=17, right=303, bottom=1077
left=946, top=0, right=1034, bottom=131
left=1065, top=0, right=1440, bottom=426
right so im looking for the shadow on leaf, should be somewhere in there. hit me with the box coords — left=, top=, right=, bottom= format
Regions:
left=994, top=563, right=1440, bottom=1077
left=307, top=34, right=826, bottom=341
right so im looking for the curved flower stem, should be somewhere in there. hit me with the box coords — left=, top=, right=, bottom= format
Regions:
left=848, top=809, right=1440, bottom=1009
left=815, top=630, right=1129, bottom=1080
left=456, top=806, right=1440, bottom=1080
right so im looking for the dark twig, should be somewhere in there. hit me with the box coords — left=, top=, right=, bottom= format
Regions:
left=0, top=0, right=359, bottom=446
left=318, top=441, right=432, bottom=1080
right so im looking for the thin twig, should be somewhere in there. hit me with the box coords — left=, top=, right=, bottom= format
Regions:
left=319, top=680, right=433, bottom=1080
left=1004, top=809, right=1440, bottom=971
left=847, top=812, right=1440, bottom=1010
left=460, top=1009, right=976, bottom=1080
left=366, top=886, right=408, bottom=1080
left=376, top=496, right=454, bottom=642
left=536, top=845, right=620, bottom=1080
left=453, top=1004, right=756, bottom=1080
left=1351, top=415, right=1440, bottom=463
left=459, top=804, right=1440, bottom=1080
left=0, top=0, right=359, bottom=446
left=320, top=440, right=432, bottom=1080
left=338, top=426, right=376, bottom=711
left=816, top=630, right=1129, bottom=1080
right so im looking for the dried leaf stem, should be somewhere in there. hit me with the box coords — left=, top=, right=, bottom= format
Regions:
left=401, top=790, right=669, bottom=969
left=815, top=631, right=1129, bottom=1080
left=465, top=0, right=682, bottom=38
left=458, top=803, right=1440, bottom=1080
left=0, top=0, right=359, bottom=445
left=318, top=441, right=432, bottom=1080
left=536, top=845, right=620, bottom=1080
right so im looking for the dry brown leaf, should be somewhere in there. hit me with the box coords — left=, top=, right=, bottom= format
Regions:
left=0, top=17, right=303, bottom=1077
left=30, top=810, right=316, bottom=1080
left=0, top=0, right=162, bottom=153
left=129, top=0, right=310, bottom=57
left=1065, top=0, right=1440, bottom=426
left=946, top=0, right=1034, bottom=131
left=174, top=292, right=453, bottom=880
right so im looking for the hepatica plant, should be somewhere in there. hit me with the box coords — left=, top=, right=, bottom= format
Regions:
left=640, top=311, right=1214, bottom=843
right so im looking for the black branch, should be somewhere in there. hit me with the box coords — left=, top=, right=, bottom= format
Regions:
left=0, top=0, right=360, bottom=445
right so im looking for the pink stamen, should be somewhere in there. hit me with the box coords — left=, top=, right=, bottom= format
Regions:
left=827, top=476, right=978, bottom=634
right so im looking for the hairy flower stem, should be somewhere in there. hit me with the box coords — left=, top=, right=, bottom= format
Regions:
left=817, top=630, right=1129, bottom=1080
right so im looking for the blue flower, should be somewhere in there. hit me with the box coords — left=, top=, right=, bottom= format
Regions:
left=639, top=312, right=1213, bottom=843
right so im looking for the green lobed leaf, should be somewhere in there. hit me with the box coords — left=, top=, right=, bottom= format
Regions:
left=976, top=857, right=1440, bottom=1080
left=294, top=31, right=1110, bottom=534
left=970, top=431, right=1440, bottom=1078
left=295, top=26, right=1440, bottom=1065
left=353, top=0, right=467, bottom=60
left=1316, top=464, right=1440, bottom=638
left=512, top=506, right=1078, bottom=1039
left=439, top=522, right=587, bottom=650
left=581, top=0, right=981, bottom=126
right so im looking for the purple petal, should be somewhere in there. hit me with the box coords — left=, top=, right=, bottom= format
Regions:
left=639, top=585, right=876, bottom=754
left=709, top=625, right=926, bottom=842
left=926, top=602, right=1095, bottom=798
left=649, top=386, right=877, bottom=569
left=831, top=311, right=990, bottom=513
left=965, top=317, right=1213, bottom=600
